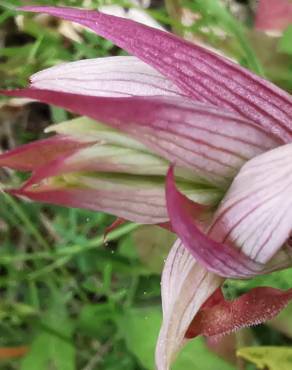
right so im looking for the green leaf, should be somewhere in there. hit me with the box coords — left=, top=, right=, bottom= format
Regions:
left=21, top=293, right=75, bottom=370
left=78, top=302, right=116, bottom=338
left=224, top=267, right=292, bottom=294
left=237, top=346, right=292, bottom=370
left=50, top=107, right=68, bottom=124
left=116, top=306, right=235, bottom=370
left=279, top=25, right=292, bottom=55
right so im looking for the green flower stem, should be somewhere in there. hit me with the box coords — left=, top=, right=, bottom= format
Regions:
left=2, top=192, right=51, bottom=250
left=1, top=222, right=140, bottom=263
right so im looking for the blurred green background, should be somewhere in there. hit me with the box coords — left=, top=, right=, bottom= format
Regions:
left=0, top=1, right=292, bottom=369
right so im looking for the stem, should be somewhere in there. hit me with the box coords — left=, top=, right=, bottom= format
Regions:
left=1, top=223, right=140, bottom=263
left=2, top=192, right=50, bottom=250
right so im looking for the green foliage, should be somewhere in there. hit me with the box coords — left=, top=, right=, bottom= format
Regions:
left=237, top=346, right=292, bottom=370
left=168, top=0, right=292, bottom=91
left=116, top=306, right=235, bottom=370
left=0, top=0, right=124, bottom=89
left=182, top=0, right=264, bottom=75
left=21, top=291, right=75, bottom=370
left=224, top=268, right=292, bottom=300
left=279, top=25, right=292, bottom=55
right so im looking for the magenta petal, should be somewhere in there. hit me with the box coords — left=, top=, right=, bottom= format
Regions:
left=0, top=89, right=280, bottom=186
left=19, top=6, right=292, bottom=141
left=165, top=166, right=264, bottom=278
left=186, top=286, right=292, bottom=338
left=11, top=178, right=168, bottom=224
left=20, top=147, right=168, bottom=190
left=0, top=135, right=90, bottom=172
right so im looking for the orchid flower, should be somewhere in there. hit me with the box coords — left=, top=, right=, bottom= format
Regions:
left=1, top=5, right=292, bottom=370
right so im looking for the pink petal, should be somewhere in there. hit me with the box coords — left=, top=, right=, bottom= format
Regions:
left=15, top=161, right=220, bottom=224
left=26, top=144, right=169, bottom=185
left=255, top=0, right=292, bottom=32
left=46, top=117, right=150, bottom=152
left=19, top=6, right=292, bottom=141
left=0, top=89, right=280, bottom=186
left=11, top=175, right=168, bottom=224
left=186, top=286, right=292, bottom=338
left=30, top=56, right=181, bottom=97
left=165, top=166, right=265, bottom=278
left=209, top=143, right=292, bottom=266
left=0, top=135, right=91, bottom=172
left=156, top=241, right=223, bottom=370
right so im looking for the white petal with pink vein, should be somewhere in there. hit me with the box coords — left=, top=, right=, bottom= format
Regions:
left=209, top=143, right=292, bottom=264
left=156, top=240, right=223, bottom=370
left=30, top=56, right=181, bottom=97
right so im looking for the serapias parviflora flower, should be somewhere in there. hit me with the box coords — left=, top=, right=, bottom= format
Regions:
left=1, top=5, right=292, bottom=370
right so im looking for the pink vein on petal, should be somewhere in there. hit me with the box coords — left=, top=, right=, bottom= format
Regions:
left=18, top=5, right=292, bottom=141
left=165, top=166, right=265, bottom=278
left=0, top=89, right=280, bottom=186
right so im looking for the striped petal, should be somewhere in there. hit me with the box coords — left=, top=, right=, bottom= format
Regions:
left=46, top=118, right=215, bottom=187
left=37, top=144, right=169, bottom=178
left=11, top=166, right=219, bottom=225
left=20, top=6, right=292, bottom=141
left=0, top=135, right=91, bottom=172
left=0, top=90, right=280, bottom=187
left=1, top=117, right=220, bottom=225
left=30, top=56, right=181, bottom=97
left=165, top=167, right=265, bottom=278
left=156, top=240, right=223, bottom=370
left=46, top=117, right=150, bottom=152
left=209, top=143, right=292, bottom=266
left=12, top=173, right=168, bottom=224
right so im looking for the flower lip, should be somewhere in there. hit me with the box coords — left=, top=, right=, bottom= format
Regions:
left=186, top=286, right=292, bottom=338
